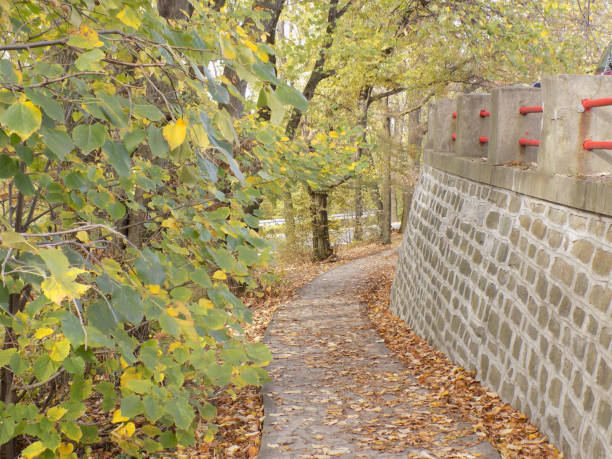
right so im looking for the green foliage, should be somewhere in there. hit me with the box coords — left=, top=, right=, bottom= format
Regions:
left=0, top=0, right=307, bottom=456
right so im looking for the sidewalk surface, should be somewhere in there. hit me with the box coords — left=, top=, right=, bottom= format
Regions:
left=260, top=248, right=500, bottom=458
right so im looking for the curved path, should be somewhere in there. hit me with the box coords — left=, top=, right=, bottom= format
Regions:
left=260, top=248, right=500, bottom=458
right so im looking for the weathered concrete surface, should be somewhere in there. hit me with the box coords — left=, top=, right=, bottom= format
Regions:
left=425, top=98, right=457, bottom=154
left=391, top=164, right=612, bottom=459
left=261, top=249, right=499, bottom=458
left=489, top=86, right=542, bottom=165
left=456, top=94, right=491, bottom=158
left=539, top=75, right=612, bottom=176
left=424, top=151, right=612, bottom=217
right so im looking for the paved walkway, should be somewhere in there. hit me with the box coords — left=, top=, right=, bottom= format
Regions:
left=260, top=249, right=499, bottom=458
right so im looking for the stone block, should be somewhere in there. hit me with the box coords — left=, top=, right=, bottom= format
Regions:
left=489, top=86, right=542, bottom=165
left=539, top=75, right=612, bottom=176
left=426, top=98, right=457, bottom=153
left=551, top=258, right=575, bottom=287
left=456, top=93, right=491, bottom=158
left=570, top=239, right=594, bottom=264
left=592, top=248, right=612, bottom=277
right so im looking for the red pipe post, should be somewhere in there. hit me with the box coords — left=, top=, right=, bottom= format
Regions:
left=519, top=138, right=540, bottom=147
left=451, top=133, right=456, bottom=141
left=519, top=105, right=543, bottom=115
left=479, top=109, right=490, bottom=118
left=581, top=98, right=612, bottom=111
left=479, top=136, right=489, bottom=144
left=583, top=140, right=612, bottom=151
left=452, top=112, right=457, bottom=119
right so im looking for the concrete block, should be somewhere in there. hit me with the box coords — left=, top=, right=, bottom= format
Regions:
left=539, top=75, right=612, bottom=176
left=426, top=98, right=456, bottom=153
left=456, top=93, right=491, bottom=158
left=489, top=86, right=542, bottom=165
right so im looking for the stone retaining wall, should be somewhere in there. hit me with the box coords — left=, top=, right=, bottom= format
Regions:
left=391, top=164, right=612, bottom=458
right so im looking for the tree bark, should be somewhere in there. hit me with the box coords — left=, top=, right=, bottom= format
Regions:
left=282, top=190, right=297, bottom=248
left=354, top=176, right=363, bottom=241
left=399, top=107, right=422, bottom=234
left=309, top=188, right=333, bottom=260
left=380, top=98, right=392, bottom=245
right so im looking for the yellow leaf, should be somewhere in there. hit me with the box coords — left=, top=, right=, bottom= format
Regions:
left=68, top=25, right=103, bottom=49
left=115, top=421, right=136, bottom=438
left=34, top=327, right=54, bottom=339
left=244, top=40, right=258, bottom=52
left=148, top=284, right=161, bottom=294
left=47, top=406, right=68, bottom=422
left=198, top=298, right=214, bottom=310
left=112, top=409, right=129, bottom=423
left=116, top=7, right=141, bottom=29
left=219, top=34, right=236, bottom=60
left=256, top=50, right=269, bottom=62
left=76, top=231, right=89, bottom=243
left=21, top=441, right=46, bottom=459
left=168, top=341, right=183, bottom=352
left=58, top=443, right=74, bottom=456
left=120, top=357, right=129, bottom=369
left=50, top=337, right=70, bottom=362
left=162, top=118, right=187, bottom=150
left=212, top=270, right=226, bottom=280
left=166, top=307, right=179, bottom=317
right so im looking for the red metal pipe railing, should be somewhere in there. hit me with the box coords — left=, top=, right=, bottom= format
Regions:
left=479, top=109, right=490, bottom=118
left=451, top=133, right=456, bottom=141
left=519, top=105, right=543, bottom=115
left=581, top=98, right=612, bottom=110
left=519, top=138, right=540, bottom=147
left=479, top=136, right=489, bottom=144
left=583, top=140, right=612, bottom=151
left=452, top=112, right=457, bottom=119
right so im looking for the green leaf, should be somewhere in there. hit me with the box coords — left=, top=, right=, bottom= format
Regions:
left=246, top=342, right=272, bottom=364
left=75, top=48, right=105, bottom=71
left=0, top=60, right=18, bottom=83
left=24, top=89, right=64, bottom=122
left=164, top=398, right=194, bottom=430
left=98, top=93, right=128, bottom=128
left=0, top=348, right=16, bottom=367
left=121, top=394, right=144, bottom=417
left=147, top=125, right=169, bottom=157
left=41, top=127, right=73, bottom=160
left=15, top=172, right=36, bottom=196
left=70, top=375, right=92, bottom=401
left=58, top=310, right=85, bottom=346
left=123, top=129, right=146, bottom=153
left=88, top=299, right=119, bottom=333
left=72, top=123, right=105, bottom=153
left=276, top=84, right=309, bottom=112
left=134, top=249, right=165, bottom=285
left=113, top=285, right=143, bottom=324
left=0, top=155, right=18, bottom=178
left=239, top=366, right=260, bottom=385
left=60, top=421, right=82, bottom=442
left=189, top=269, right=212, bottom=288
left=34, top=355, right=56, bottom=382
left=0, top=101, right=42, bottom=140
left=236, top=246, right=259, bottom=266
left=134, top=104, right=164, bottom=122
left=158, top=312, right=179, bottom=337
left=102, top=140, right=131, bottom=177
left=143, top=395, right=164, bottom=422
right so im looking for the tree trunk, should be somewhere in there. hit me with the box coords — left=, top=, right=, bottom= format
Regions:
left=282, top=190, right=297, bottom=248
left=354, top=177, right=363, bottom=241
left=398, top=187, right=413, bottom=234
left=380, top=99, right=392, bottom=245
left=309, top=189, right=332, bottom=260
left=399, top=107, right=422, bottom=234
